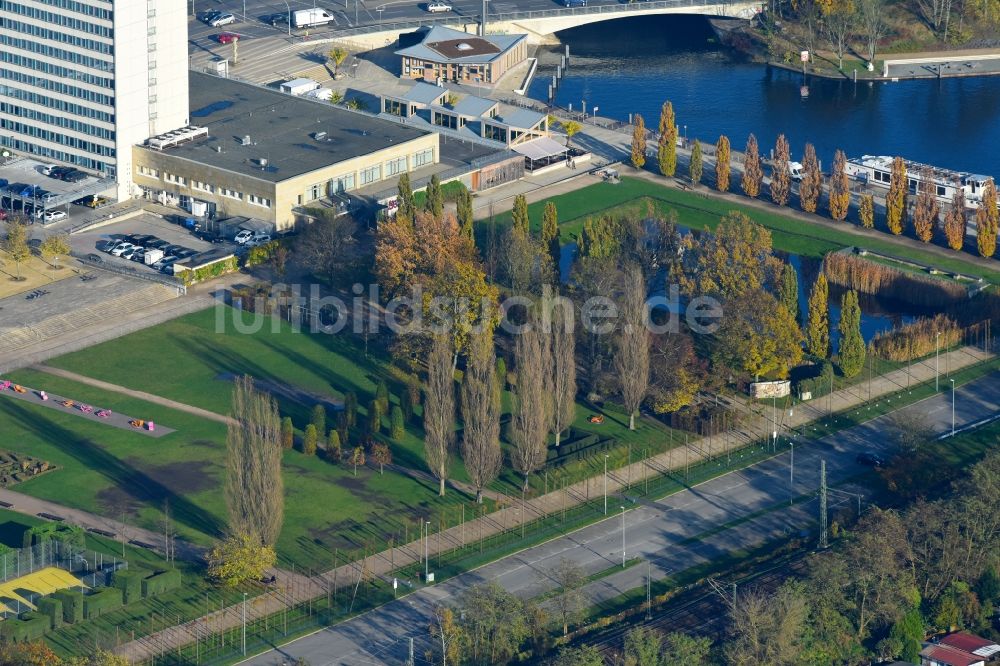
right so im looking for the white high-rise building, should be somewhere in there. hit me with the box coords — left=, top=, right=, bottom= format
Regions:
left=0, top=0, right=190, bottom=199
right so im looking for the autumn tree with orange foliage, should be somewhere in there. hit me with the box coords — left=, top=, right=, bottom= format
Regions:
left=912, top=171, right=939, bottom=243
left=799, top=144, right=822, bottom=213
left=715, top=135, right=731, bottom=192
left=886, top=156, right=907, bottom=235
left=828, top=149, right=851, bottom=221
left=943, top=189, right=966, bottom=251
left=770, top=134, right=791, bottom=206
left=977, top=179, right=999, bottom=258
left=375, top=210, right=478, bottom=299
left=741, top=134, right=763, bottom=198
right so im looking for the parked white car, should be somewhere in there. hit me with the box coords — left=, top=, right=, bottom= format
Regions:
left=42, top=210, right=67, bottom=223
left=234, top=229, right=254, bottom=245
left=426, top=1, right=453, bottom=11
left=209, top=12, right=236, bottom=27
left=110, top=243, right=135, bottom=257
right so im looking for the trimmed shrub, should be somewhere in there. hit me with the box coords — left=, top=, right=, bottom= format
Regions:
left=311, top=404, right=327, bottom=438
left=83, top=587, right=122, bottom=619
left=53, top=589, right=83, bottom=624
left=367, top=400, right=381, bottom=436
left=390, top=405, right=405, bottom=440
left=375, top=379, right=390, bottom=415
left=36, top=597, right=63, bottom=630
left=1, top=612, right=49, bottom=641
left=113, top=569, right=145, bottom=604
left=141, top=569, right=182, bottom=598
left=326, top=430, right=342, bottom=463
left=400, top=390, right=414, bottom=423
left=344, top=392, right=358, bottom=429
left=302, top=424, right=318, bottom=456
left=280, top=416, right=294, bottom=450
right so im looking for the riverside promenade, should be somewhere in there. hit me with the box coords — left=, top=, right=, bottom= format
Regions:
left=115, top=343, right=994, bottom=662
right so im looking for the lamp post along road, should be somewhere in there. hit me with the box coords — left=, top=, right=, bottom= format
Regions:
left=603, top=454, right=609, bottom=515
left=951, top=379, right=956, bottom=436
left=620, top=506, right=626, bottom=568
left=936, top=332, right=941, bottom=392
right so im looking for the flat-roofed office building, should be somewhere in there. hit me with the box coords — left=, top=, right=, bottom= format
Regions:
left=0, top=0, right=189, bottom=199
left=133, top=72, right=441, bottom=231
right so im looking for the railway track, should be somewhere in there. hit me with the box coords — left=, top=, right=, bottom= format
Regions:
left=578, top=548, right=817, bottom=658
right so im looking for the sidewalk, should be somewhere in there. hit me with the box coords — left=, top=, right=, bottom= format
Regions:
left=115, top=344, right=993, bottom=661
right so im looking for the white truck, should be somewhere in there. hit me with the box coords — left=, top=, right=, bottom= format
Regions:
left=293, top=8, right=335, bottom=28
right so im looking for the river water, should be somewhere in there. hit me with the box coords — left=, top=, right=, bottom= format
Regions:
left=528, top=15, right=1000, bottom=177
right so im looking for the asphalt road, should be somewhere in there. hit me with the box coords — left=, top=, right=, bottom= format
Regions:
left=240, top=370, right=1000, bottom=666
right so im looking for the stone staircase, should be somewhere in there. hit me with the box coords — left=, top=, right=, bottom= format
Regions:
left=0, top=284, right=178, bottom=356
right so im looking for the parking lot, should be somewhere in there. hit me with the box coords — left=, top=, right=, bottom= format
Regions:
left=69, top=214, right=236, bottom=276
left=0, top=157, right=115, bottom=226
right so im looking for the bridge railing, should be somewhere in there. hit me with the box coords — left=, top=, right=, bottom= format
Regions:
left=299, top=0, right=748, bottom=41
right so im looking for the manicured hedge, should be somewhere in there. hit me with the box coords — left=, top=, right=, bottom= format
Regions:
left=1, top=612, right=50, bottom=642
left=83, top=587, right=122, bottom=619
left=142, top=569, right=182, bottom=598
left=53, top=589, right=83, bottom=624
left=113, top=569, right=145, bottom=604
left=795, top=361, right=834, bottom=400
left=36, top=597, right=63, bottom=630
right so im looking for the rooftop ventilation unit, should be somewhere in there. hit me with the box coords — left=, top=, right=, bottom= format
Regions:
left=313, top=131, right=327, bottom=141
left=240, top=135, right=252, bottom=146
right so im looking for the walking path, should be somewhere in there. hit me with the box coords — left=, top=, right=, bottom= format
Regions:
left=115, top=344, right=993, bottom=661
left=32, top=365, right=232, bottom=426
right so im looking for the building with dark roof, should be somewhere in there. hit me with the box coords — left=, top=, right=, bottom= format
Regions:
left=396, top=26, right=528, bottom=86
left=131, top=72, right=439, bottom=231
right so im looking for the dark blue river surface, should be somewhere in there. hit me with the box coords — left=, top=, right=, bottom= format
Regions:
left=528, top=15, right=1000, bottom=177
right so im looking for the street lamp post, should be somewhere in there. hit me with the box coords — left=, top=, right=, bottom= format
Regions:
left=789, top=440, right=794, bottom=506
left=603, top=454, right=609, bottom=515
left=241, top=592, right=247, bottom=655
left=936, top=332, right=941, bottom=392
left=950, top=379, right=956, bottom=436
left=620, top=506, right=626, bottom=567
left=424, top=520, right=430, bottom=582
left=282, top=0, right=292, bottom=36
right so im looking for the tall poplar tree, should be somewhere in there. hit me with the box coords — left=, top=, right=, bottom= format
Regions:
left=511, top=194, right=530, bottom=237
left=799, top=143, right=822, bottom=213
left=424, top=335, right=455, bottom=496
left=424, top=173, right=444, bottom=220
left=656, top=101, right=677, bottom=177
left=860, top=193, right=875, bottom=229
left=689, top=139, right=703, bottom=185
left=456, top=186, right=474, bottom=239
left=778, top=262, right=800, bottom=324
left=977, top=179, right=998, bottom=258
left=828, top=149, right=851, bottom=221
left=806, top=273, right=830, bottom=359
left=715, top=135, right=731, bottom=192
left=886, top=156, right=908, bottom=235
left=913, top=172, right=939, bottom=243
left=770, top=134, right=791, bottom=206
left=838, top=289, right=865, bottom=378
left=460, top=332, right=502, bottom=503
left=630, top=114, right=647, bottom=169
left=397, top=173, right=416, bottom=223
left=541, top=201, right=560, bottom=271
left=741, top=133, right=763, bottom=198
left=943, top=189, right=966, bottom=251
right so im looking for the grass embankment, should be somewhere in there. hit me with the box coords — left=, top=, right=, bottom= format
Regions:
left=480, top=177, right=1000, bottom=284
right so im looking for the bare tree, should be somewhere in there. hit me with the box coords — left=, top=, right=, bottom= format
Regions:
left=915, top=0, right=954, bottom=39
left=857, top=0, right=889, bottom=63
left=725, top=584, right=809, bottom=666
left=549, top=297, right=577, bottom=446
left=225, top=376, right=284, bottom=546
left=510, top=325, right=551, bottom=490
left=460, top=332, right=503, bottom=503
left=824, top=0, right=858, bottom=70
left=549, top=558, right=586, bottom=635
left=616, top=265, right=650, bottom=431
left=424, top=335, right=456, bottom=496
left=295, top=214, right=359, bottom=287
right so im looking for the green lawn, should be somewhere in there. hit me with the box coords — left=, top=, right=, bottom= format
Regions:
left=8, top=306, right=681, bottom=569
left=1, top=367, right=482, bottom=571
left=482, top=177, right=1000, bottom=284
